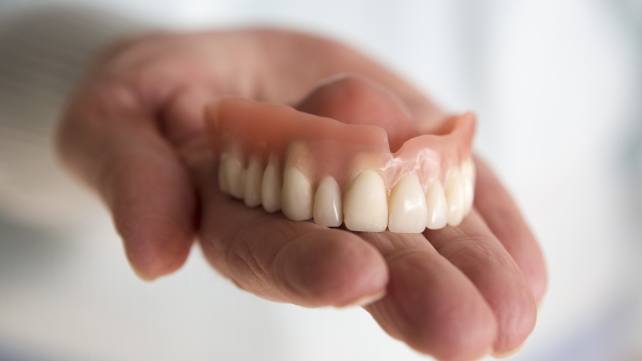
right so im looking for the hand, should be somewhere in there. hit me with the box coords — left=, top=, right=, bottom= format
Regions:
left=57, top=29, right=547, bottom=361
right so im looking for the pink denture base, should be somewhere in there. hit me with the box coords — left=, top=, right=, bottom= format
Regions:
left=206, top=98, right=475, bottom=191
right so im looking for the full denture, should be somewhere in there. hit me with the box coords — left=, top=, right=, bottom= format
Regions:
left=206, top=92, right=476, bottom=234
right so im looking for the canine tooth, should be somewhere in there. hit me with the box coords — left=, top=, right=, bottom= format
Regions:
left=388, top=173, right=428, bottom=233
left=261, top=155, right=281, bottom=213
left=281, top=167, right=313, bottom=221
left=217, top=153, right=230, bottom=194
left=445, top=169, right=465, bottom=226
left=426, top=181, right=448, bottom=229
left=461, top=158, right=476, bottom=214
left=343, top=170, right=388, bottom=232
left=243, top=156, right=263, bottom=207
left=313, top=176, right=342, bottom=227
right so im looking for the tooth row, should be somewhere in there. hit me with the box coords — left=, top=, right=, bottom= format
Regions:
left=217, top=152, right=475, bottom=233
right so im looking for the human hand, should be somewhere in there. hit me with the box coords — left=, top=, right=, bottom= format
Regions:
left=57, top=29, right=547, bottom=361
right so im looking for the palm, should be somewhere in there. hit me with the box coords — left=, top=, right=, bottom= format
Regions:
left=59, top=29, right=547, bottom=360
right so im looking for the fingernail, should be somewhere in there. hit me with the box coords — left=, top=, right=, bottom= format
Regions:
left=133, top=267, right=159, bottom=282
left=341, top=289, right=386, bottom=308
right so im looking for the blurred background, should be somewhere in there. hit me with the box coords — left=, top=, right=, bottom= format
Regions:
left=0, top=0, right=641, bottom=360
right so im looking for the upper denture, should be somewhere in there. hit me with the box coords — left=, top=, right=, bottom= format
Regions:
left=206, top=81, right=477, bottom=233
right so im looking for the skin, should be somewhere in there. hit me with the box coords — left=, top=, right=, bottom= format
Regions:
left=56, top=28, right=547, bottom=361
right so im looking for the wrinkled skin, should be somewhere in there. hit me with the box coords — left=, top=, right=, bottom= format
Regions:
left=57, top=29, right=547, bottom=361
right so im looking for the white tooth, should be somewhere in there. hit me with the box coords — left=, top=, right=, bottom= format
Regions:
left=313, top=176, right=343, bottom=227
left=281, top=167, right=313, bottom=221
left=461, top=157, right=475, bottom=179
left=388, top=173, right=427, bottom=233
left=460, top=158, right=476, bottom=214
left=343, top=170, right=388, bottom=232
left=445, top=169, right=465, bottom=226
left=221, top=152, right=244, bottom=199
left=243, top=156, right=263, bottom=207
left=261, top=155, right=281, bottom=213
left=217, top=153, right=231, bottom=194
left=426, top=181, right=448, bottom=229
left=230, top=166, right=246, bottom=200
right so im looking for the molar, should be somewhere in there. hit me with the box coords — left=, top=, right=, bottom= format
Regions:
left=445, top=168, right=465, bottom=226
left=244, top=156, right=263, bottom=207
left=312, top=176, right=343, bottom=227
left=261, top=155, right=281, bottom=213
left=425, top=181, right=448, bottom=230
left=388, top=173, right=428, bottom=233
left=343, top=170, right=388, bottom=232
left=231, top=166, right=246, bottom=200
left=217, top=153, right=230, bottom=194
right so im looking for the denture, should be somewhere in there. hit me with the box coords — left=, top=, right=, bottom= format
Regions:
left=206, top=81, right=476, bottom=233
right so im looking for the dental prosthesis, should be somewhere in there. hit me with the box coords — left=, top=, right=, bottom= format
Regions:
left=207, top=84, right=476, bottom=234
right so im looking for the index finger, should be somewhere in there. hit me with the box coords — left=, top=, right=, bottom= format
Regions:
left=194, top=160, right=389, bottom=307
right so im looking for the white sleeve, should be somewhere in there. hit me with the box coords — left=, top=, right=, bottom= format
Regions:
left=0, top=4, right=152, bottom=229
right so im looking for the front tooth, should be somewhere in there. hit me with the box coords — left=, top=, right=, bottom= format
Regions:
left=313, top=176, right=342, bottom=227
left=281, top=167, right=313, bottom=221
left=244, top=156, right=263, bottom=207
left=445, top=169, right=465, bottom=226
left=261, top=155, right=281, bottom=213
left=343, top=170, right=388, bottom=232
left=425, top=181, right=448, bottom=229
left=461, top=158, right=476, bottom=214
left=388, top=173, right=428, bottom=233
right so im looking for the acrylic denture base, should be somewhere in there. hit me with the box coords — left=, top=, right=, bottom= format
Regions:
left=208, top=98, right=476, bottom=233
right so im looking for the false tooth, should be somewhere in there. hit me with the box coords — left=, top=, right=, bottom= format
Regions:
left=461, top=158, right=476, bottom=214
left=230, top=166, right=246, bottom=199
left=388, top=173, right=428, bottom=233
left=261, top=155, right=281, bottom=213
left=425, top=181, right=448, bottom=229
left=217, top=153, right=231, bottom=194
left=281, top=167, right=313, bottom=221
left=313, top=176, right=342, bottom=227
left=445, top=168, right=465, bottom=226
left=220, top=151, right=244, bottom=199
left=343, top=170, right=388, bottom=232
left=244, top=156, right=263, bottom=207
